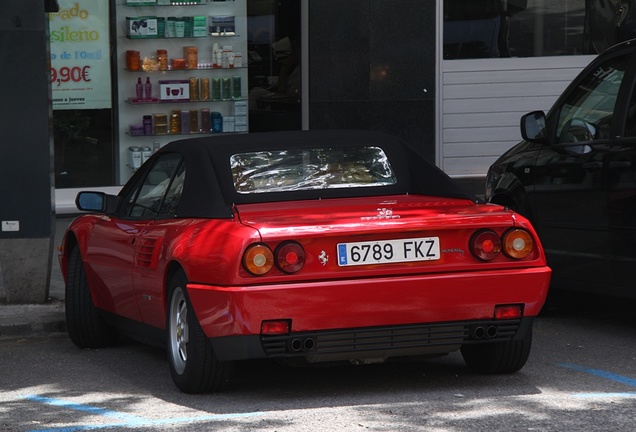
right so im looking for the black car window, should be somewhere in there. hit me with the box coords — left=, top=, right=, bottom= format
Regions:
left=120, top=153, right=184, bottom=220
left=556, top=54, right=630, bottom=144
left=158, top=161, right=185, bottom=217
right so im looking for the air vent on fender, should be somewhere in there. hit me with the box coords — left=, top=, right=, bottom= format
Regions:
left=136, top=237, right=163, bottom=269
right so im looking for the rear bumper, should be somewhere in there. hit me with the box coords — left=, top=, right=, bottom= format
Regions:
left=211, top=317, right=534, bottom=362
left=187, top=266, right=550, bottom=361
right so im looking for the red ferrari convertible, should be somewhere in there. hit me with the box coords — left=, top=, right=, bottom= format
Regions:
left=59, top=130, right=551, bottom=393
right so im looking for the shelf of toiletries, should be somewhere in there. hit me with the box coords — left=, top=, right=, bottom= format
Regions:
left=127, top=97, right=246, bottom=104
left=128, top=103, right=248, bottom=138
left=125, top=13, right=237, bottom=39
left=117, top=0, right=247, bottom=181
left=124, top=2, right=206, bottom=7
left=124, top=66, right=246, bottom=72
left=124, top=0, right=234, bottom=6
left=126, top=43, right=243, bottom=71
left=127, top=75, right=243, bottom=103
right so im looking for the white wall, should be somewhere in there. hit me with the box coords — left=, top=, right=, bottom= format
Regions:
left=438, top=55, right=596, bottom=178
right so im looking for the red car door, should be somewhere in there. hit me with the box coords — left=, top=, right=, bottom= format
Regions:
left=83, top=216, right=148, bottom=321
left=86, top=152, right=185, bottom=325
left=130, top=155, right=186, bottom=329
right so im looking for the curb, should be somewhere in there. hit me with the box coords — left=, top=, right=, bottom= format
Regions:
left=0, top=298, right=66, bottom=339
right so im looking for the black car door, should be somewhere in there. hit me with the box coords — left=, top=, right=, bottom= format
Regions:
left=531, top=49, right=635, bottom=292
left=606, top=72, right=636, bottom=297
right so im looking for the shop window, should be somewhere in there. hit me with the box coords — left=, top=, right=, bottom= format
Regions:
left=53, top=109, right=115, bottom=188
left=444, top=0, right=636, bottom=59
left=50, top=0, right=115, bottom=188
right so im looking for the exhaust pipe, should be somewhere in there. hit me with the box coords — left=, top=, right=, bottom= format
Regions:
left=486, top=325, right=498, bottom=338
left=290, top=339, right=303, bottom=352
left=472, top=326, right=486, bottom=339
left=289, top=337, right=316, bottom=352
left=302, top=337, right=315, bottom=351
left=470, top=325, right=498, bottom=340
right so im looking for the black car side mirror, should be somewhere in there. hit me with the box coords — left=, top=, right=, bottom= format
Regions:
left=76, top=191, right=119, bottom=214
left=520, top=111, right=547, bottom=143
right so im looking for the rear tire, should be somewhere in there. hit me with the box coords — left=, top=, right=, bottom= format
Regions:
left=461, top=329, right=532, bottom=374
left=167, top=270, right=233, bottom=393
left=65, top=245, right=118, bottom=348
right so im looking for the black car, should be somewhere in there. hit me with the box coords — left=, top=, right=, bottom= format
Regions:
left=486, top=39, right=636, bottom=300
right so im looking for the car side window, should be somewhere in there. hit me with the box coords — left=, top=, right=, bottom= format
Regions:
left=158, top=162, right=185, bottom=217
left=556, top=54, right=630, bottom=144
left=119, top=153, right=184, bottom=219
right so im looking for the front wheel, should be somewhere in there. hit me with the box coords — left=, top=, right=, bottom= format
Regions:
left=65, top=245, right=118, bottom=348
left=460, top=329, right=532, bottom=374
left=167, top=270, right=232, bottom=393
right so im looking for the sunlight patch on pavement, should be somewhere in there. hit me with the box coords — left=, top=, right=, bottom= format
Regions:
left=20, top=394, right=263, bottom=432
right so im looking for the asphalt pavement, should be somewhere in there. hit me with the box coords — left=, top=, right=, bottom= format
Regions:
left=0, top=217, right=72, bottom=339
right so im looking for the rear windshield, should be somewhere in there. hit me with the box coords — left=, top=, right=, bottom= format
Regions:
left=230, top=146, right=397, bottom=194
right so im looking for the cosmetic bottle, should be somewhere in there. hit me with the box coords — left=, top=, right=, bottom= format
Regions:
left=129, top=146, right=142, bottom=169
left=212, top=43, right=220, bottom=67
left=141, top=146, right=153, bottom=163
left=157, top=49, right=168, bottom=71
left=136, top=77, right=143, bottom=100
left=211, top=112, right=223, bottom=133
left=143, top=115, right=153, bottom=135
left=144, top=77, right=152, bottom=100
left=232, top=75, right=241, bottom=99
left=200, top=108, right=211, bottom=132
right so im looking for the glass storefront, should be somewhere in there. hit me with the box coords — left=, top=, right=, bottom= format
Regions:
left=50, top=0, right=301, bottom=189
left=444, top=0, right=636, bottom=59
left=50, top=0, right=116, bottom=188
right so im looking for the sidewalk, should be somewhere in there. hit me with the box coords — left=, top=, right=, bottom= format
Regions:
left=0, top=217, right=72, bottom=339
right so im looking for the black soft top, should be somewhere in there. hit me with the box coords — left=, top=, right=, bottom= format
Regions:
left=146, top=129, right=476, bottom=218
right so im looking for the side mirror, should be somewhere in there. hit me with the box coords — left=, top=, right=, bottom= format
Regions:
left=520, top=111, right=547, bottom=143
left=75, top=192, right=119, bottom=214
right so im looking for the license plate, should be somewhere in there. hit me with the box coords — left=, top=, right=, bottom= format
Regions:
left=337, top=237, right=440, bottom=267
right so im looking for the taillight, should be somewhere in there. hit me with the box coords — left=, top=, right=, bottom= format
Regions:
left=275, top=241, right=305, bottom=273
left=261, top=319, right=291, bottom=334
left=470, top=230, right=502, bottom=261
left=242, top=243, right=274, bottom=275
left=494, top=304, right=523, bottom=319
left=502, top=229, right=533, bottom=259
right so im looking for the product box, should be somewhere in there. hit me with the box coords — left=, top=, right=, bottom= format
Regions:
left=193, top=16, right=207, bottom=37
left=159, top=80, right=190, bottom=102
left=223, top=116, right=235, bottom=133
left=126, top=0, right=157, bottom=5
left=126, top=16, right=163, bottom=38
left=233, top=101, right=248, bottom=115
left=209, top=15, right=236, bottom=35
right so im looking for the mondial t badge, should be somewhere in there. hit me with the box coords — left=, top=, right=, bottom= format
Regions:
left=318, top=250, right=329, bottom=266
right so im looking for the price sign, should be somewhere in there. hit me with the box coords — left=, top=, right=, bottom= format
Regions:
left=50, top=65, right=92, bottom=86
left=49, top=0, right=110, bottom=109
